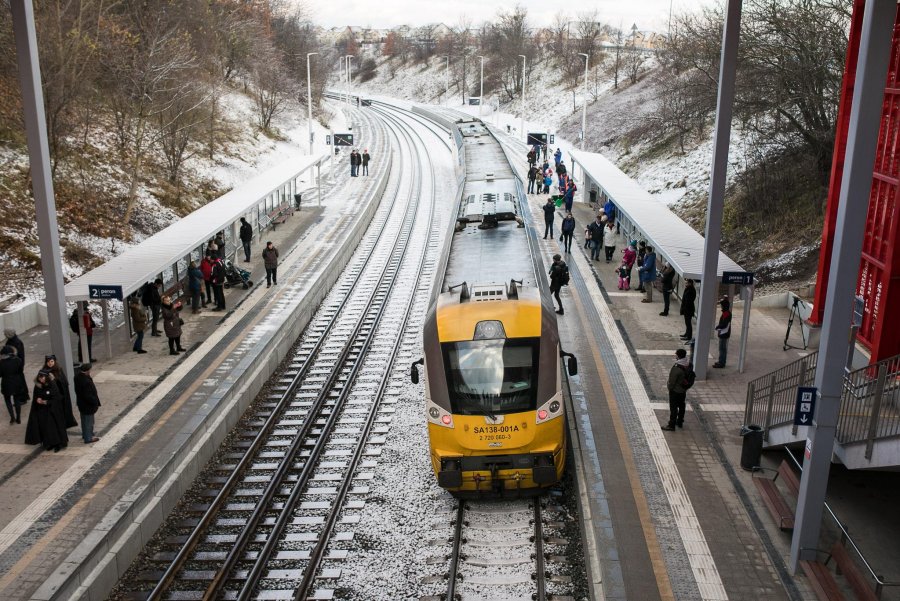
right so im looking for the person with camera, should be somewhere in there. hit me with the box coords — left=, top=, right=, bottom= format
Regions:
left=161, top=296, right=186, bottom=356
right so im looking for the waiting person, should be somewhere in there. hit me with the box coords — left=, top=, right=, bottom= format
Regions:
left=616, top=263, right=630, bottom=290
left=603, top=198, right=617, bottom=224
left=214, top=232, right=226, bottom=259
left=142, top=278, right=163, bottom=337
left=0, top=345, right=28, bottom=424
left=588, top=215, right=605, bottom=261
left=542, top=198, right=556, bottom=239
left=362, top=149, right=370, bottom=175
left=350, top=149, right=359, bottom=177
left=564, top=178, right=576, bottom=213
left=4, top=328, right=24, bottom=365
left=211, top=256, right=226, bottom=311
left=527, top=164, right=538, bottom=194
left=661, top=348, right=691, bottom=431
left=622, top=241, right=637, bottom=290
left=129, top=297, right=148, bottom=354
left=239, top=217, right=253, bottom=262
left=603, top=220, right=617, bottom=262
left=69, top=306, right=97, bottom=363
left=639, top=245, right=657, bottom=303
left=161, top=296, right=186, bottom=356
left=560, top=212, right=576, bottom=254
left=548, top=253, right=569, bottom=315
left=42, top=355, right=78, bottom=429
left=262, top=241, right=280, bottom=287
left=206, top=237, right=218, bottom=257
left=680, top=279, right=696, bottom=341
left=636, top=242, right=648, bottom=292
left=554, top=148, right=562, bottom=171
left=543, top=171, right=553, bottom=195
left=24, top=369, right=68, bottom=452
left=713, top=297, right=732, bottom=368
left=527, top=148, right=536, bottom=167
left=74, top=363, right=100, bottom=443
left=200, top=252, right=214, bottom=308
left=660, top=262, right=676, bottom=316
left=557, top=160, right=567, bottom=177
left=188, top=261, right=204, bottom=314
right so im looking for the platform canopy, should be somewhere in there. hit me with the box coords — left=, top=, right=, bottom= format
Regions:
left=64, top=153, right=326, bottom=302
left=570, top=149, right=744, bottom=281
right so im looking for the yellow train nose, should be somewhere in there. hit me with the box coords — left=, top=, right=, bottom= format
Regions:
left=452, top=412, right=536, bottom=451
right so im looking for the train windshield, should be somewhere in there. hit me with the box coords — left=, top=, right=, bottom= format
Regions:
left=442, top=338, right=539, bottom=415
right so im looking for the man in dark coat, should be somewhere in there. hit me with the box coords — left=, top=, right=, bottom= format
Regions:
left=25, top=369, right=68, bottom=452
left=659, top=262, right=676, bottom=316
left=527, top=165, right=539, bottom=194
left=362, top=149, right=370, bottom=175
left=70, top=307, right=97, bottom=363
left=142, top=279, right=163, bottom=336
left=548, top=254, right=569, bottom=315
left=350, top=150, right=359, bottom=177
left=43, top=355, right=78, bottom=428
left=0, top=345, right=28, bottom=423
left=239, top=217, right=253, bottom=262
left=4, top=328, right=24, bottom=365
left=262, top=241, right=280, bottom=287
left=662, top=348, right=691, bottom=431
left=680, top=279, right=696, bottom=340
left=74, top=363, right=101, bottom=443
left=542, top=198, right=556, bottom=239
left=211, top=257, right=226, bottom=311
left=713, top=297, right=732, bottom=368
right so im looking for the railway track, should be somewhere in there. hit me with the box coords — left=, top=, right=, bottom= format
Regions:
left=130, top=99, right=440, bottom=600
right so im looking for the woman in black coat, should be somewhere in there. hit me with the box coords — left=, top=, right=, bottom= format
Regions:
left=0, top=346, right=29, bottom=423
left=680, top=279, right=697, bottom=340
left=24, top=370, right=68, bottom=452
left=43, top=355, right=78, bottom=428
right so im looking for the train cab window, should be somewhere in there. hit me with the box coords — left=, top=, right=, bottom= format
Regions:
left=441, top=338, right=539, bottom=415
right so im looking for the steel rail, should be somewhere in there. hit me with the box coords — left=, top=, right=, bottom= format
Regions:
left=533, top=500, right=548, bottom=601
left=446, top=501, right=467, bottom=601
left=291, top=101, right=439, bottom=601
left=143, top=107, right=398, bottom=601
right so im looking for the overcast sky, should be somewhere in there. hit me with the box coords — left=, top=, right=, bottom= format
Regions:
left=310, top=1, right=707, bottom=33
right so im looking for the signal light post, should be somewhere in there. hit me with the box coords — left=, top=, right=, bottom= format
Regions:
left=519, top=54, right=526, bottom=141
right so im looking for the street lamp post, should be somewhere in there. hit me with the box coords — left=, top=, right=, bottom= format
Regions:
left=339, top=56, right=346, bottom=103
left=306, top=52, right=318, bottom=155
left=518, top=54, right=526, bottom=140
left=346, top=55, right=355, bottom=105
left=578, top=52, right=589, bottom=150
left=445, top=56, right=450, bottom=103
left=476, top=55, right=485, bottom=116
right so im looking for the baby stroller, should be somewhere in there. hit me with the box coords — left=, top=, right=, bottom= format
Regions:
left=223, top=260, right=253, bottom=289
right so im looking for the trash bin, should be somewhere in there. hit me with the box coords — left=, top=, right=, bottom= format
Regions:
left=294, top=193, right=302, bottom=210
left=589, top=189, right=598, bottom=204
left=740, top=425, right=763, bottom=470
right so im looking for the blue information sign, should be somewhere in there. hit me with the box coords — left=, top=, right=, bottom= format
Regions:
left=722, top=271, right=754, bottom=285
left=88, top=284, right=123, bottom=301
left=793, top=386, right=817, bottom=426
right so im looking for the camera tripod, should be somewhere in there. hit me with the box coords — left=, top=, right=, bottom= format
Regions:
left=783, top=296, right=809, bottom=351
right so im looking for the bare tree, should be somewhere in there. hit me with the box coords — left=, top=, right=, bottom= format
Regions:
left=250, top=43, right=289, bottom=130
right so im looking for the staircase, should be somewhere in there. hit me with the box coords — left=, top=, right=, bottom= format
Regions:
left=744, top=352, right=900, bottom=469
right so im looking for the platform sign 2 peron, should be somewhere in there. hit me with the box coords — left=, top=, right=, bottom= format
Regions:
left=333, top=133, right=353, bottom=147
left=794, top=386, right=817, bottom=426
left=88, top=284, right=123, bottom=301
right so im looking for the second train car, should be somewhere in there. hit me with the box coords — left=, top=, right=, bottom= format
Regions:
left=411, top=118, right=577, bottom=496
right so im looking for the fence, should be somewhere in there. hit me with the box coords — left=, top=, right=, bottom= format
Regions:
left=744, top=352, right=819, bottom=439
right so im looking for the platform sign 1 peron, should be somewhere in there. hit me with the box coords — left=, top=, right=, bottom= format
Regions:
left=88, top=284, right=123, bottom=301
left=793, top=386, right=817, bottom=426
left=722, top=270, right=754, bottom=286
left=333, top=133, right=353, bottom=147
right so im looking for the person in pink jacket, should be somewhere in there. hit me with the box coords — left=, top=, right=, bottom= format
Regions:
left=621, top=241, right=637, bottom=290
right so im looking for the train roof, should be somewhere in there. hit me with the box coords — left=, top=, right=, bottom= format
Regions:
left=459, top=120, right=516, bottom=184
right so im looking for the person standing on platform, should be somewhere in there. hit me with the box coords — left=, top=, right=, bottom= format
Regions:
left=129, top=297, right=148, bottom=354
left=200, top=253, right=214, bottom=308
left=527, top=164, right=538, bottom=194
left=142, top=279, right=163, bottom=337
left=603, top=198, right=617, bottom=225
left=548, top=254, right=569, bottom=315
left=211, top=256, right=226, bottom=311
left=661, top=348, right=691, bottom=431
left=680, top=279, right=696, bottom=340
left=188, top=261, right=204, bottom=314
left=239, top=217, right=253, bottom=263
left=69, top=307, right=97, bottom=363
left=564, top=178, right=576, bottom=213
left=635, top=242, right=648, bottom=292
left=639, top=245, right=657, bottom=303
left=0, top=345, right=28, bottom=424
left=262, top=241, right=280, bottom=287
left=622, top=241, right=637, bottom=290
left=74, top=363, right=100, bottom=443
left=42, top=355, right=78, bottom=429
left=560, top=212, right=576, bottom=254
left=542, top=198, right=556, bottom=239
left=543, top=171, right=553, bottom=195
left=527, top=147, right=536, bottom=167
left=660, top=262, right=676, bottom=316
left=4, top=329, right=24, bottom=366
left=25, top=369, right=68, bottom=452
left=214, top=232, right=226, bottom=259
left=161, top=296, right=186, bottom=356
left=588, top=215, right=605, bottom=261
left=554, top=148, right=562, bottom=171
left=603, top=220, right=617, bottom=262
left=362, top=149, right=370, bottom=175
left=713, top=297, right=732, bottom=368
left=349, top=149, right=358, bottom=177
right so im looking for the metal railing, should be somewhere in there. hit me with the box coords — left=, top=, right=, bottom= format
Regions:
left=744, top=352, right=818, bottom=440
left=746, top=351, right=900, bottom=457
left=836, top=354, right=900, bottom=457
left=784, top=451, right=900, bottom=599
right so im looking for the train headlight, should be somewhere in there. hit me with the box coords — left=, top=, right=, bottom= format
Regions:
left=427, top=399, right=454, bottom=428
left=429, top=407, right=440, bottom=419
left=549, top=401, right=560, bottom=413
left=473, top=320, right=506, bottom=340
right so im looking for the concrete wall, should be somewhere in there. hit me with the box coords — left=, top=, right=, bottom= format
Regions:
left=0, top=300, right=49, bottom=335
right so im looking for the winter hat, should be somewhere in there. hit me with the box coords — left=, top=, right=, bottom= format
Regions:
left=4, top=328, right=15, bottom=338
left=720, top=297, right=730, bottom=309
left=79, top=363, right=92, bottom=372
left=44, top=354, right=56, bottom=362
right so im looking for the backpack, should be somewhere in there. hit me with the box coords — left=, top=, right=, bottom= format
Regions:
left=560, top=265, right=570, bottom=286
left=69, top=310, right=80, bottom=334
left=140, top=283, right=153, bottom=307
left=682, top=365, right=696, bottom=390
